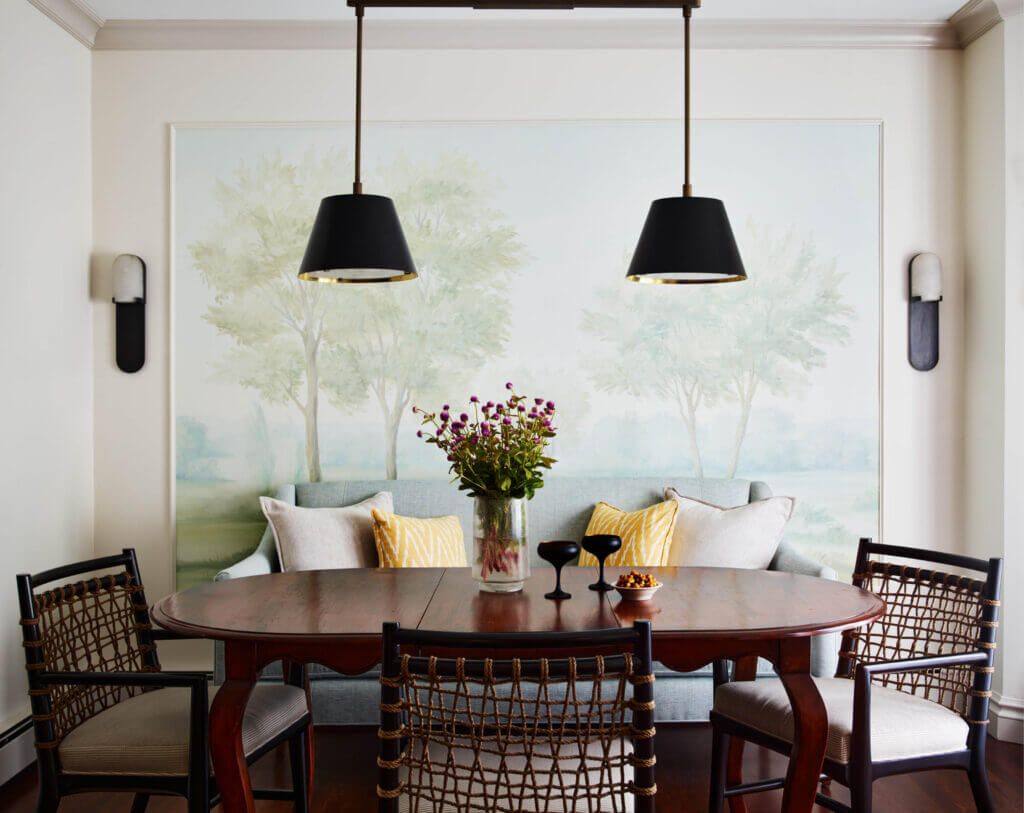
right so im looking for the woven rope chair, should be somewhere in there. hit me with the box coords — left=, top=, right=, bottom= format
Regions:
left=709, top=538, right=1003, bottom=813
left=18, top=548, right=313, bottom=813
left=377, top=621, right=655, bottom=812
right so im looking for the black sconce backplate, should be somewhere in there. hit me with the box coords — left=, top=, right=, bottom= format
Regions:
left=115, top=302, right=145, bottom=373
left=908, top=299, right=939, bottom=372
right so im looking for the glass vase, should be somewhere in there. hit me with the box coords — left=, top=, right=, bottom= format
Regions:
left=472, top=496, right=529, bottom=592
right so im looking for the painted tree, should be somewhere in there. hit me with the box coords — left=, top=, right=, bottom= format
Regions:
left=192, top=148, right=523, bottom=482
left=190, top=149, right=356, bottom=483
left=320, top=152, right=526, bottom=479
left=582, top=282, right=729, bottom=478
left=719, top=224, right=854, bottom=476
left=583, top=224, right=853, bottom=479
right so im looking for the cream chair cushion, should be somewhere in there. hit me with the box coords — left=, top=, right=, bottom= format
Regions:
left=398, top=738, right=635, bottom=812
left=714, top=677, right=969, bottom=764
left=60, top=684, right=308, bottom=776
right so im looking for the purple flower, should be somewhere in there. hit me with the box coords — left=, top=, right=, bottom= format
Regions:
left=412, top=406, right=418, bottom=413
left=505, top=382, right=513, bottom=390
left=502, top=417, right=512, bottom=425
left=452, top=421, right=464, bottom=431
left=542, top=419, right=551, bottom=428
left=481, top=424, right=491, bottom=436
left=417, top=430, right=423, bottom=438
left=470, top=396, right=479, bottom=403
left=485, top=401, right=495, bottom=409
left=440, top=411, right=450, bottom=422
left=460, top=413, right=469, bottom=422
left=534, top=398, right=544, bottom=406
left=533, top=438, right=541, bottom=444
left=517, top=405, right=526, bottom=412
left=436, top=427, right=444, bottom=437
left=546, top=401, right=555, bottom=410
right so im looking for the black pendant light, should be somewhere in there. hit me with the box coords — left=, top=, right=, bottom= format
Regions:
left=627, top=4, right=746, bottom=285
left=298, top=5, right=417, bottom=284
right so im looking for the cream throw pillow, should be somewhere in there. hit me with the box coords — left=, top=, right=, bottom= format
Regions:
left=663, top=487, right=794, bottom=569
left=260, top=492, right=393, bottom=572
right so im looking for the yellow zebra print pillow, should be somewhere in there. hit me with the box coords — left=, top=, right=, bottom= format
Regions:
left=371, top=509, right=467, bottom=568
left=577, top=500, right=679, bottom=568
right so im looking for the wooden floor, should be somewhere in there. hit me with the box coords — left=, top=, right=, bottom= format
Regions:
left=3, top=724, right=1021, bottom=811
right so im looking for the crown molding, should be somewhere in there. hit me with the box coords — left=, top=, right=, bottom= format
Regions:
left=949, top=0, right=1004, bottom=46
left=26, top=0, right=104, bottom=48
left=993, top=0, right=1023, bottom=18
left=93, top=17, right=960, bottom=51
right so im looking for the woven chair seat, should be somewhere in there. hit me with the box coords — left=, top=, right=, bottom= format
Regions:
left=59, top=684, right=308, bottom=776
left=398, top=737, right=636, bottom=813
left=714, top=677, right=969, bottom=765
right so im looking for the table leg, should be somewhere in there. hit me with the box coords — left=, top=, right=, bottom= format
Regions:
left=726, top=656, right=758, bottom=813
left=286, top=660, right=316, bottom=810
left=777, top=639, right=827, bottom=813
left=210, top=643, right=257, bottom=813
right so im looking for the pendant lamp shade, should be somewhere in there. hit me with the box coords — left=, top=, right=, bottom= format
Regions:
left=626, top=4, right=746, bottom=286
left=626, top=196, right=746, bottom=284
left=298, top=6, right=416, bottom=285
left=298, top=194, right=417, bottom=283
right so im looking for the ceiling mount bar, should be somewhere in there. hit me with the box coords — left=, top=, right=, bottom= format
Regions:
left=348, top=1, right=701, bottom=8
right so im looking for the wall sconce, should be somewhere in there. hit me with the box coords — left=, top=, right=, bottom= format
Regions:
left=909, top=252, right=942, bottom=371
left=112, top=254, right=146, bottom=373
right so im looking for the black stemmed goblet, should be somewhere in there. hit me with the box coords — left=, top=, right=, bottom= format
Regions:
left=538, top=540, right=579, bottom=600
left=582, top=534, right=622, bottom=591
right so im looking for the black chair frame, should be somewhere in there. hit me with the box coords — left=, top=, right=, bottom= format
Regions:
left=378, top=621, right=656, bottom=813
left=708, top=538, right=1003, bottom=813
left=18, top=548, right=313, bottom=813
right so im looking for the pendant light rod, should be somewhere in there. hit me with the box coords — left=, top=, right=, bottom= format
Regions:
left=683, top=5, right=691, bottom=197
left=353, top=4, right=364, bottom=194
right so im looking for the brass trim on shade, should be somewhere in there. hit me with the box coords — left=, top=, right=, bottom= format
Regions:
left=626, top=275, right=747, bottom=285
left=298, top=272, right=419, bottom=284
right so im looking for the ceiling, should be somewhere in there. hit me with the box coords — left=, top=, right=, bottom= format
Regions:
left=86, top=1, right=969, bottom=23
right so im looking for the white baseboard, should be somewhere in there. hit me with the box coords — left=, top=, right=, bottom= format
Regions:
left=990, top=692, right=1024, bottom=744
left=0, top=721, right=34, bottom=787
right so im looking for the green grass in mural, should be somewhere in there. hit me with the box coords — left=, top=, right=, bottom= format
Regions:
left=176, top=480, right=266, bottom=590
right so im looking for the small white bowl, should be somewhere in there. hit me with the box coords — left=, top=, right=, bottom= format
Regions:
left=614, top=583, right=661, bottom=602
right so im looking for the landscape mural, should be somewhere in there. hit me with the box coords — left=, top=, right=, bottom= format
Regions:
left=174, top=121, right=880, bottom=588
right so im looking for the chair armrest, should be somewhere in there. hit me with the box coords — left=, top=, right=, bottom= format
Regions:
left=857, top=651, right=988, bottom=677
left=38, top=670, right=209, bottom=689
left=40, top=670, right=211, bottom=779
left=850, top=651, right=986, bottom=764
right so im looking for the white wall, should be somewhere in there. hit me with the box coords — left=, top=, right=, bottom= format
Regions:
left=0, top=1, right=93, bottom=733
left=91, top=45, right=965, bottom=670
left=964, top=16, right=1024, bottom=743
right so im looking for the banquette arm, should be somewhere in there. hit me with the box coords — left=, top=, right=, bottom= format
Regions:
left=214, top=484, right=295, bottom=581
left=751, top=480, right=840, bottom=679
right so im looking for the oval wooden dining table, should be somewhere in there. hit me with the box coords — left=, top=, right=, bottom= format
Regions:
left=152, top=565, right=884, bottom=813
